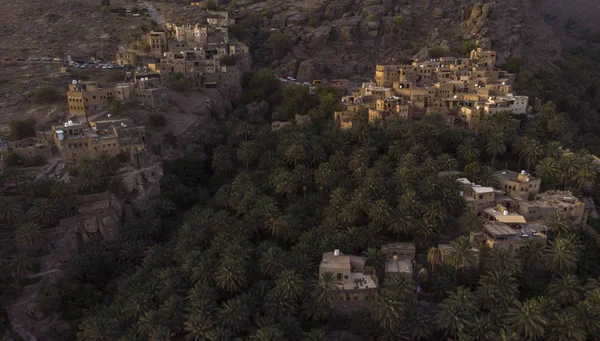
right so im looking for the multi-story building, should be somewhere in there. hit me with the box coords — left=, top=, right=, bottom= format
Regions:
left=147, top=31, right=168, bottom=56
left=334, top=48, right=528, bottom=132
left=458, top=179, right=496, bottom=215
left=52, top=119, right=146, bottom=162
left=493, top=170, right=541, bottom=200
left=67, top=81, right=114, bottom=117
left=536, top=190, right=587, bottom=225
left=319, top=250, right=378, bottom=302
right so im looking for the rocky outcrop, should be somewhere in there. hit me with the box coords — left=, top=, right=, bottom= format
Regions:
left=6, top=190, right=124, bottom=341
left=242, top=0, right=563, bottom=79
left=117, top=152, right=163, bottom=213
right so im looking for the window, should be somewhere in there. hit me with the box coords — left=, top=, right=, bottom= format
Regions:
left=336, top=273, right=342, bottom=281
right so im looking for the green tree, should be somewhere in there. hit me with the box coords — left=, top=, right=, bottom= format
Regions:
left=184, top=310, right=215, bottom=341
left=275, top=270, right=304, bottom=301
left=14, top=220, right=43, bottom=253
left=544, top=238, right=578, bottom=274
left=485, top=134, right=506, bottom=168
left=268, top=33, right=292, bottom=58
left=507, top=299, right=547, bottom=340
left=546, top=312, right=586, bottom=341
left=547, top=274, right=583, bottom=306
left=312, top=272, right=342, bottom=305
left=218, top=297, right=250, bottom=334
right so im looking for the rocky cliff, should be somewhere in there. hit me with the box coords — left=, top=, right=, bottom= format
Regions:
left=239, top=0, right=562, bottom=79
left=117, top=152, right=163, bottom=214
left=6, top=191, right=123, bottom=341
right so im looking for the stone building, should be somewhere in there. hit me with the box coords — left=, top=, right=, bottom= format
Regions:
left=67, top=81, right=114, bottom=117
left=52, top=119, right=146, bottom=163
left=335, top=48, right=529, bottom=132
left=319, top=250, right=378, bottom=302
left=493, top=170, right=541, bottom=200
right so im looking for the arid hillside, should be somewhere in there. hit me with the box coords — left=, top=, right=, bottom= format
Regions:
left=225, top=0, right=563, bottom=80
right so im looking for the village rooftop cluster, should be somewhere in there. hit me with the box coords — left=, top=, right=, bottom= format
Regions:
left=331, top=48, right=528, bottom=131
left=320, top=168, right=588, bottom=305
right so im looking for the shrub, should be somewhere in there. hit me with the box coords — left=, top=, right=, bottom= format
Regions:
left=458, top=41, right=476, bottom=56
left=393, top=15, right=405, bottom=32
left=37, top=284, right=61, bottom=314
left=429, top=46, right=454, bottom=59
left=502, top=56, right=524, bottom=73
left=308, top=17, right=320, bottom=28
left=31, top=87, right=58, bottom=104
left=8, top=118, right=36, bottom=139
left=367, top=14, right=377, bottom=22
left=268, top=33, right=292, bottom=58
left=108, top=98, right=124, bottom=116
left=170, top=73, right=192, bottom=92
left=6, top=152, right=24, bottom=167
left=220, top=55, right=237, bottom=66
left=149, top=113, right=166, bottom=127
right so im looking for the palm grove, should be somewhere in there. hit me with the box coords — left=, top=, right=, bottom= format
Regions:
left=1, top=68, right=600, bottom=341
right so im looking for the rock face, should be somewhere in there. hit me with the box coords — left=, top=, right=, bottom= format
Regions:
left=117, top=152, right=163, bottom=213
left=7, top=191, right=125, bottom=341
left=242, top=0, right=564, bottom=79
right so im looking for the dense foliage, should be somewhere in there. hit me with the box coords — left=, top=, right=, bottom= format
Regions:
left=0, top=92, right=593, bottom=340
left=515, top=43, right=600, bottom=154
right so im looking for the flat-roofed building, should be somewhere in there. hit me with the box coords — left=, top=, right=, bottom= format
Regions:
left=461, top=180, right=496, bottom=215
left=483, top=221, right=547, bottom=251
left=494, top=170, right=541, bottom=200
left=536, top=190, right=587, bottom=226
left=484, top=205, right=527, bottom=228
left=319, top=250, right=378, bottom=303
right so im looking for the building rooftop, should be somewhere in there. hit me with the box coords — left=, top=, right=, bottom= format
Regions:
left=484, top=207, right=527, bottom=224
left=321, top=251, right=351, bottom=270
left=342, top=273, right=378, bottom=291
left=385, top=255, right=413, bottom=275
left=484, top=221, right=546, bottom=241
left=471, top=185, right=495, bottom=194
left=536, top=190, right=584, bottom=209
left=494, top=170, right=539, bottom=183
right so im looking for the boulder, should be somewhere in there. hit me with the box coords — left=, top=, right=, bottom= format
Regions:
left=308, top=25, right=331, bottom=49
left=433, top=7, right=444, bottom=17
left=287, top=12, right=309, bottom=26
left=83, top=217, right=99, bottom=233
left=296, top=59, right=317, bottom=82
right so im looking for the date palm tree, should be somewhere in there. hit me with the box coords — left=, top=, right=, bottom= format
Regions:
left=249, top=326, right=285, bottom=341
left=507, top=299, right=547, bottom=340
left=215, top=257, right=247, bottom=293
left=476, top=270, right=519, bottom=310
left=457, top=138, right=481, bottom=163
left=444, top=236, right=478, bottom=274
left=544, top=238, right=578, bottom=274
left=547, top=274, right=583, bottom=306
left=275, top=270, right=304, bottom=301
left=237, top=141, right=258, bottom=170
left=218, top=297, right=250, bottom=334
left=0, top=196, right=23, bottom=226
left=486, top=134, right=507, bottom=169
left=543, top=211, right=572, bottom=238
left=559, top=154, right=579, bottom=189
left=535, top=157, right=559, bottom=183
left=518, top=238, right=546, bottom=272
left=574, top=154, right=597, bottom=189
left=9, top=252, right=35, bottom=277
left=13, top=220, right=43, bottom=253
left=427, top=246, right=443, bottom=273
left=370, top=291, right=404, bottom=331
left=184, top=310, right=215, bottom=341
left=259, top=246, right=286, bottom=278
left=312, top=272, right=342, bottom=305
left=487, top=248, right=521, bottom=276
left=546, top=312, right=586, bottom=341
left=304, top=329, right=328, bottom=341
